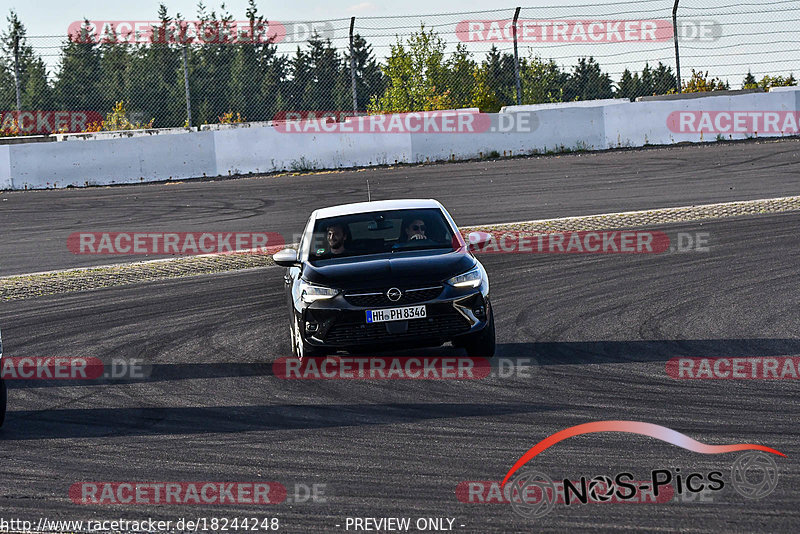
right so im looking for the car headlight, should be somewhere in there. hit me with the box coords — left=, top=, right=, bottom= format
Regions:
left=299, top=280, right=339, bottom=303
left=447, top=266, right=483, bottom=288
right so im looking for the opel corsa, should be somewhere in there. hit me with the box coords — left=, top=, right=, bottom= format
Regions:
left=274, top=199, right=495, bottom=359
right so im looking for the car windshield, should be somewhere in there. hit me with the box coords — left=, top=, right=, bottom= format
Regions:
left=309, top=208, right=458, bottom=261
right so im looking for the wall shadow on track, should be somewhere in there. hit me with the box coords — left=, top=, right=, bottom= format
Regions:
left=7, top=362, right=276, bottom=389
left=0, top=402, right=555, bottom=441
left=9, top=338, right=800, bottom=389
left=497, top=338, right=800, bottom=364
left=7, top=346, right=463, bottom=390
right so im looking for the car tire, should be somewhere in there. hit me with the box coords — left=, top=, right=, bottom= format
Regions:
left=462, top=313, right=496, bottom=358
left=0, top=379, right=6, bottom=429
left=290, top=314, right=326, bottom=360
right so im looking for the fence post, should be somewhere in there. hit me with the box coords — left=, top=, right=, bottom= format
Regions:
left=512, top=7, right=522, bottom=105
left=181, top=45, right=192, bottom=127
left=13, top=33, right=22, bottom=113
left=672, top=0, right=682, bottom=93
left=349, top=17, right=358, bottom=114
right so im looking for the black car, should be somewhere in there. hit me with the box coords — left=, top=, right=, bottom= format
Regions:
left=0, top=328, right=5, bottom=428
left=274, top=199, right=495, bottom=359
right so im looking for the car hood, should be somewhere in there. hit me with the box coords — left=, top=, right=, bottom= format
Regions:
left=302, top=249, right=475, bottom=290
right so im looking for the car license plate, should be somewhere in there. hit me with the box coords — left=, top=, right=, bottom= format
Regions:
left=366, top=305, right=426, bottom=323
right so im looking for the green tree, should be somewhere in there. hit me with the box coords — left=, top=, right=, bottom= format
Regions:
left=259, top=51, right=287, bottom=120
left=470, top=47, right=514, bottom=112
left=192, top=2, right=238, bottom=125
left=0, top=55, right=14, bottom=110
left=639, top=63, right=653, bottom=95
left=471, top=64, right=502, bottom=112
left=742, top=70, right=757, bottom=89
left=2, top=10, right=52, bottom=110
left=564, top=57, right=612, bottom=101
left=97, top=25, right=133, bottom=113
left=345, top=33, right=384, bottom=111
left=447, top=43, right=476, bottom=108
left=368, top=26, right=454, bottom=113
left=21, top=56, right=52, bottom=109
left=651, top=62, right=677, bottom=95
left=303, top=32, right=347, bottom=111
left=54, top=29, right=101, bottom=111
left=482, top=46, right=516, bottom=107
left=520, top=55, right=566, bottom=104
left=616, top=68, right=640, bottom=100
left=285, top=47, right=311, bottom=111
left=616, top=62, right=675, bottom=100
left=226, top=0, right=284, bottom=121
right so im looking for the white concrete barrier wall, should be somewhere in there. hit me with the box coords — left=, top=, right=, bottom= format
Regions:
left=500, top=98, right=629, bottom=113
left=2, top=87, right=799, bottom=190
left=8, top=131, right=217, bottom=189
left=410, top=106, right=607, bottom=162
left=213, top=126, right=412, bottom=175
left=0, top=146, right=11, bottom=190
left=604, top=89, right=800, bottom=148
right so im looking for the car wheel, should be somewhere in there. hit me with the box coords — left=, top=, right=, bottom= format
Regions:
left=462, top=313, right=496, bottom=358
left=0, top=379, right=6, bottom=428
left=290, top=314, right=325, bottom=360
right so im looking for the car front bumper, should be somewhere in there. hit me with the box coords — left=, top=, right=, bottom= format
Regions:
left=296, top=285, right=491, bottom=350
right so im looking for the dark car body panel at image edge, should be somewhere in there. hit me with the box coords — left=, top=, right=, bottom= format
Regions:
left=0, top=328, right=6, bottom=428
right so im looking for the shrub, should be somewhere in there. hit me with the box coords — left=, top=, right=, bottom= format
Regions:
left=0, top=117, right=21, bottom=137
left=82, top=101, right=155, bottom=132
left=218, top=111, right=246, bottom=124
left=743, top=73, right=797, bottom=91
left=682, top=69, right=729, bottom=93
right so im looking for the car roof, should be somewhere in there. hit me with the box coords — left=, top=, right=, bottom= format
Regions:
left=312, top=199, right=443, bottom=219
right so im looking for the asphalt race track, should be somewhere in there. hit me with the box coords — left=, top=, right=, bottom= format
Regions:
left=1, top=137, right=799, bottom=275
left=1, top=211, right=798, bottom=532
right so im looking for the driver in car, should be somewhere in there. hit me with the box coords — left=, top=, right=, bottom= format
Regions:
left=326, top=223, right=350, bottom=254
left=403, top=218, right=427, bottom=241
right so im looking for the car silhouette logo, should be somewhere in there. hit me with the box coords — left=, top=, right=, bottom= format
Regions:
left=387, top=288, right=402, bottom=302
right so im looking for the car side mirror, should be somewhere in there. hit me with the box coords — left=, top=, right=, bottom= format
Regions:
left=273, top=248, right=299, bottom=267
left=466, top=231, right=492, bottom=249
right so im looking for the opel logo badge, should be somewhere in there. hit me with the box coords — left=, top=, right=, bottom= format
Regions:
left=387, top=288, right=402, bottom=302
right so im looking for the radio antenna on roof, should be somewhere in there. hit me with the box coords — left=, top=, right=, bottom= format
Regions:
left=366, top=179, right=371, bottom=202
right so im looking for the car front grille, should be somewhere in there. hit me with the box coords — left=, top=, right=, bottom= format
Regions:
left=324, top=310, right=470, bottom=345
left=343, top=286, right=443, bottom=307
